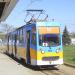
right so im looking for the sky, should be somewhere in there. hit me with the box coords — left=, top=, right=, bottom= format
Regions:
left=3, top=0, right=75, bottom=33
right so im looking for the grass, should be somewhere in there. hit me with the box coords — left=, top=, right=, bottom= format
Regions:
left=63, top=45, right=75, bottom=66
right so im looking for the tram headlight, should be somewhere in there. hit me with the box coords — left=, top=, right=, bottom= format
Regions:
left=41, top=50, right=45, bottom=54
left=40, top=49, right=45, bottom=54
left=56, top=49, right=59, bottom=53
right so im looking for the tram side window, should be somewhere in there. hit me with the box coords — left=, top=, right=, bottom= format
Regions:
left=7, top=35, right=9, bottom=46
left=17, top=31, right=19, bottom=45
left=32, top=33, right=36, bottom=45
left=31, top=26, right=36, bottom=45
left=9, top=35, right=12, bottom=46
left=19, top=29, right=24, bottom=46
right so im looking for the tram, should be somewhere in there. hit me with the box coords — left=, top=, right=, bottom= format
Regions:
left=6, top=10, right=63, bottom=66
left=6, top=21, right=63, bottom=66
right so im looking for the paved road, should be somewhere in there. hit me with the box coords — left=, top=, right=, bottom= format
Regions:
left=0, top=53, right=45, bottom=75
left=0, top=53, right=75, bottom=75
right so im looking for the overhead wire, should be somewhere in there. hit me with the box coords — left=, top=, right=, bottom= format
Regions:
left=24, top=0, right=43, bottom=22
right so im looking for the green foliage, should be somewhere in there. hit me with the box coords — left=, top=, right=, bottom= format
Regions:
left=62, top=26, right=71, bottom=45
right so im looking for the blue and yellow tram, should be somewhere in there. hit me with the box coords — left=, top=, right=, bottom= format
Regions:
left=6, top=21, right=63, bottom=66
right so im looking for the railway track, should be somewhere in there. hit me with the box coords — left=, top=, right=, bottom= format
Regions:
left=40, top=65, right=74, bottom=75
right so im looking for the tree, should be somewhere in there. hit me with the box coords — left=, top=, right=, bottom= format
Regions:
left=0, top=23, right=15, bottom=34
left=62, top=26, right=71, bottom=45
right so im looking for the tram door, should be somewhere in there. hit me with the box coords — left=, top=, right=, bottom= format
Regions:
left=26, top=31, right=31, bottom=64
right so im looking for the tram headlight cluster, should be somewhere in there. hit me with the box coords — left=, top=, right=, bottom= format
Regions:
left=40, top=49, right=45, bottom=54
left=56, top=48, right=61, bottom=53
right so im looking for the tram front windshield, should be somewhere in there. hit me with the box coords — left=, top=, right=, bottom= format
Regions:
left=39, top=34, right=60, bottom=46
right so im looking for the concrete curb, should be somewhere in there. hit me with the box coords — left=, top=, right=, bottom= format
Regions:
left=64, top=63, right=75, bottom=69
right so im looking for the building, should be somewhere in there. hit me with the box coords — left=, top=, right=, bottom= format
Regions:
left=71, top=38, right=75, bottom=45
left=0, top=0, right=18, bottom=22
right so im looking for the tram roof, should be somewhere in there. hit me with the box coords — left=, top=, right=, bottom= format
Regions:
left=16, top=21, right=61, bottom=30
left=7, top=21, right=61, bottom=35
